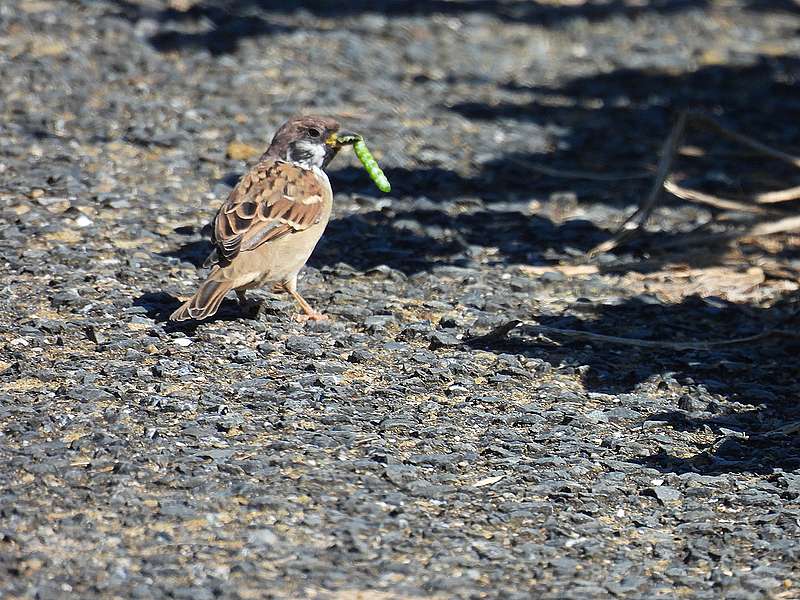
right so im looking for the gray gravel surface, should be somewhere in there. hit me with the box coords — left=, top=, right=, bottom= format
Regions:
left=2, top=1, right=800, bottom=598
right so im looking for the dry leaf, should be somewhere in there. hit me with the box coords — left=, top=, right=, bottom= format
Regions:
left=519, top=265, right=599, bottom=276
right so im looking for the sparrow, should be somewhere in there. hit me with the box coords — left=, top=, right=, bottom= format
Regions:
left=170, top=115, right=352, bottom=322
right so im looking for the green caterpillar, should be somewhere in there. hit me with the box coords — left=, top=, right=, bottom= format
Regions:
left=334, top=133, right=391, bottom=193
left=353, top=138, right=391, bottom=193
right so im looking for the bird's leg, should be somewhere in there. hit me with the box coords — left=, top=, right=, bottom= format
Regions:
left=284, top=276, right=327, bottom=321
left=236, top=288, right=254, bottom=313
left=236, top=288, right=263, bottom=318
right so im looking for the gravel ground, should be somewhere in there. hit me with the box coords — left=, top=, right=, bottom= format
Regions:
left=2, top=1, right=800, bottom=598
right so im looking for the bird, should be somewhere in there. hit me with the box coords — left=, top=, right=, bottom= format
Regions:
left=170, top=115, right=352, bottom=322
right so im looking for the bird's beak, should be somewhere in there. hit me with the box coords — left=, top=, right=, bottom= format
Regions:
left=326, top=130, right=361, bottom=147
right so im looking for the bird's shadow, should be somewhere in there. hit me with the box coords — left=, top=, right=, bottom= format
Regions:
left=132, top=291, right=257, bottom=330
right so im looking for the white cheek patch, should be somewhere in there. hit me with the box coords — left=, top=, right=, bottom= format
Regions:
left=288, top=140, right=327, bottom=168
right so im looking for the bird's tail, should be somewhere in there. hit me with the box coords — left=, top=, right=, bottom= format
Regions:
left=170, top=275, right=234, bottom=322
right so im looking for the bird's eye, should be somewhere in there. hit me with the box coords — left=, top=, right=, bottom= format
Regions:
left=307, top=128, right=321, bottom=138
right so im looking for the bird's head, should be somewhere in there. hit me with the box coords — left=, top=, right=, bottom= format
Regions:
left=265, top=115, right=357, bottom=170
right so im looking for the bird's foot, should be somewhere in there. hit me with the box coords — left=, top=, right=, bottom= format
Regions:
left=293, top=311, right=328, bottom=323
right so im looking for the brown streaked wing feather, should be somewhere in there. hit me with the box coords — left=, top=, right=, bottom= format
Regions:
left=210, top=160, right=325, bottom=265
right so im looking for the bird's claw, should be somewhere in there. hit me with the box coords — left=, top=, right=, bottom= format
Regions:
left=293, top=312, right=328, bottom=323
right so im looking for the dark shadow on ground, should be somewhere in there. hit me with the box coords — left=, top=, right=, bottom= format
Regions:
left=744, top=0, right=800, bottom=15
left=446, top=55, right=800, bottom=266
left=108, top=0, right=298, bottom=54
left=109, top=0, right=710, bottom=54
left=160, top=200, right=618, bottom=276
left=133, top=291, right=189, bottom=324
left=132, top=290, right=258, bottom=329
left=449, top=55, right=800, bottom=195
left=220, top=162, right=624, bottom=206
left=312, top=208, right=609, bottom=272
left=476, top=290, right=800, bottom=474
left=161, top=159, right=788, bottom=278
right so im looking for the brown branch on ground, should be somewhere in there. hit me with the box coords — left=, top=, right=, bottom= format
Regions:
left=587, top=111, right=800, bottom=258
left=432, top=320, right=799, bottom=353
left=519, top=323, right=799, bottom=351
left=748, top=215, right=800, bottom=237
left=657, top=214, right=800, bottom=251
left=519, top=264, right=601, bottom=276
left=664, top=179, right=770, bottom=214
left=689, top=111, right=800, bottom=169
left=756, top=185, right=800, bottom=204
left=588, top=111, right=688, bottom=257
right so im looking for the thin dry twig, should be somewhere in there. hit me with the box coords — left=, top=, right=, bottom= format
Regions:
left=756, top=185, right=800, bottom=204
left=519, top=264, right=600, bottom=276
left=749, top=214, right=800, bottom=237
left=588, top=111, right=688, bottom=257
left=689, top=111, right=800, bottom=169
left=509, top=158, right=650, bottom=181
left=664, top=179, right=768, bottom=214
left=597, top=250, right=735, bottom=273
left=520, top=323, right=797, bottom=351
left=657, top=214, right=800, bottom=251
left=434, top=320, right=799, bottom=353
left=587, top=111, right=800, bottom=257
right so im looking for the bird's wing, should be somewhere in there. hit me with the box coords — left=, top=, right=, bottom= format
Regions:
left=207, top=159, right=326, bottom=266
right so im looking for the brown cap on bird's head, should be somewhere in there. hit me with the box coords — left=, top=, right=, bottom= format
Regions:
left=263, top=115, right=345, bottom=168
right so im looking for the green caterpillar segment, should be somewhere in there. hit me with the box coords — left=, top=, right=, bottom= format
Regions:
left=353, top=139, right=391, bottom=193
left=335, top=133, right=362, bottom=145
